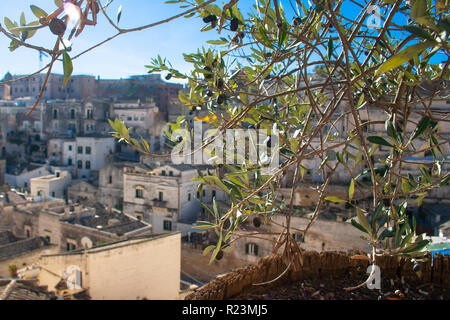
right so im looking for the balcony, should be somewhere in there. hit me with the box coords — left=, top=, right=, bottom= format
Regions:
left=151, top=199, right=167, bottom=208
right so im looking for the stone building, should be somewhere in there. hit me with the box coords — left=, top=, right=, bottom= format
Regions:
left=38, top=232, right=181, bottom=300
left=5, top=164, right=50, bottom=192
left=123, top=164, right=223, bottom=235
left=96, top=74, right=182, bottom=118
left=98, top=161, right=141, bottom=211
left=4, top=73, right=96, bottom=101
left=41, top=99, right=111, bottom=139
left=48, top=134, right=115, bottom=179
left=1, top=73, right=182, bottom=115
left=0, top=231, right=58, bottom=277
left=0, top=193, right=152, bottom=253
left=111, top=100, right=161, bottom=135
left=30, top=170, right=72, bottom=200
left=67, top=180, right=99, bottom=205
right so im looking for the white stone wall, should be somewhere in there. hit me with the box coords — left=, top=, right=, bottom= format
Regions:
left=30, top=171, right=72, bottom=199
left=39, top=233, right=181, bottom=300
left=5, top=166, right=50, bottom=190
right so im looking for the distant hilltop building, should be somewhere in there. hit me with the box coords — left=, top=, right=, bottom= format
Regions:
left=0, top=72, right=183, bottom=120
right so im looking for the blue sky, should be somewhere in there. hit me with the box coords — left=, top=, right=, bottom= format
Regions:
left=0, top=1, right=441, bottom=84
left=0, top=0, right=253, bottom=82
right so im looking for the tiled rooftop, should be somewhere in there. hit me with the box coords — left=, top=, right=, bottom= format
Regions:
left=0, top=280, right=53, bottom=300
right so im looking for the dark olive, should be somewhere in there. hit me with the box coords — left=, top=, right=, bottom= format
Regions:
left=216, top=250, right=224, bottom=260
left=176, top=135, right=183, bottom=143
left=203, top=66, right=213, bottom=80
left=165, top=73, right=172, bottom=80
left=217, top=94, right=226, bottom=105
left=216, top=78, right=224, bottom=89
left=49, top=18, right=66, bottom=36
left=230, top=18, right=239, bottom=31
left=253, top=217, right=262, bottom=228
left=413, top=263, right=422, bottom=272
left=206, top=90, right=213, bottom=97
left=203, top=15, right=214, bottom=23
left=293, top=17, right=302, bottom=26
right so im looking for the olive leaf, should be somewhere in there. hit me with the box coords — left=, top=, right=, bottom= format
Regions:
left=62, top=50, right=73, bottom=89
left=375, top=41, right=435, bottom=76
left=30, top=5, right=48, bottom=19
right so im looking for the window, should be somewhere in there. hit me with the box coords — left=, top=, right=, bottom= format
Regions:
left=135, top=186, right=144, bottom=198
left=163, top=220, right=172, bottom=231
left=108, top=176, right=112, bottom=184
left=159, top=191, right=163, bottom=201
left=24, top=225, right=32, bottom=238
left=53, top=109, right=58, bottom=119
left=68, top=158, right=72, bottom=166
left=66, top=242, right=76, bottom=251
left=51, top=191, right=55, bottom=197
left=86, top=146, right=91, bottom=154
left=77, top=146, right=83, bottom=154
left=188, top=193, right=191, bottom=201
left=86, top=109, right=93, bottom=119
left=85, top=161, right=91, bottom=170
left=245, top=243, right=259, bottom=256
left=169, top=171, right=173, bottom=176
left=135, top=212, right=144, bottom=221
left=70, top=109, right=75, bottom=119
left=68, top=145, right=72, bottom=151
left=161, top=170, right=166, bottom=176
left=293, top=233, right=304, bottom=242
left=45, top=236, right=51, bottom=243
left=212, top=190, right=216, bottom=200
left=77, top=160, right=83, bottom=169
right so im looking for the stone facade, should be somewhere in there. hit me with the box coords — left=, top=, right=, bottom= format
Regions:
left=48, top=135, right=115, bottom=179
left=0, top=197, right=152, bottom=253
left=67, top=180, right=99, bottom=204
left=6, top=73, right=96, bottom=101
left=0, top=236, right=58, bottom=277
left=122, top=164, right=223, bottom=235
left=38, top=232, right=181, bottom=300
left=42, top=99, right=111, bottom=139
left=98, top=162, right=134, bottom=210
left=30, top=170, right=72, bottom=199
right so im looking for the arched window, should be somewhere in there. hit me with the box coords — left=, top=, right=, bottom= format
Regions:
left=135, top=186, right=144, bottom=199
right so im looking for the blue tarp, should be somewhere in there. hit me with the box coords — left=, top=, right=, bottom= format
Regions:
left=431, top=249, right=450, bottom=259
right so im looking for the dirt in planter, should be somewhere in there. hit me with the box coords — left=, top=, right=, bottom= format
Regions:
left=231, top=271, right=450, bottom=300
